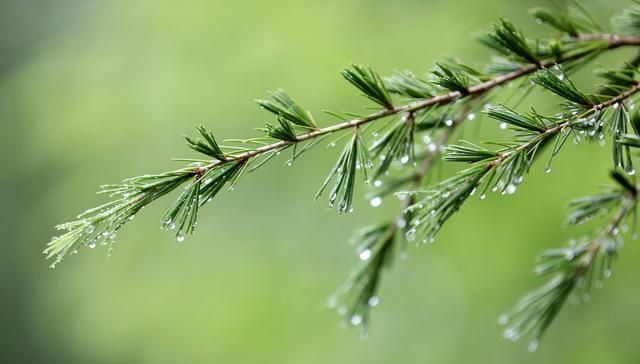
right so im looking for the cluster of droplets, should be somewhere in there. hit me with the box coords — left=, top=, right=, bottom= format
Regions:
left=498, top=316, right=539, bottom=352
left=47, top=218, right=123, bottom=268
left=422, top=135, right=438, bottom=153
left=162, top=218, right=186, bottom=242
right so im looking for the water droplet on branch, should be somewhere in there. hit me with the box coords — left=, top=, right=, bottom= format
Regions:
left=370, top=196, right=382, bottom=207
left=359, top=249, right=372, bottom=261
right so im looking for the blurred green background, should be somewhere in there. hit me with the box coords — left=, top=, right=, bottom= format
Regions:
left=2, top=0, right=640, bottom=363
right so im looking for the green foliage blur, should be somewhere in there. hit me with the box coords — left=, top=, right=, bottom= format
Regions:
left=2, top=0, right=639, bottom=363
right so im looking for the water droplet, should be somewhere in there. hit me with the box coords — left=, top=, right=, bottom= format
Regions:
left=329, top=142, right=336, bottom=148
left=405, top=230, right=416, bottom=242
left=427, top=143, right=437, bottom=152
left=203, top=178, right=212, bottom=185
left=368, top=296, right=379, bottom=307
left=498, top=315, right=508, bottom=325
left=128, top=215, right=135, bottom=221
left=326, top=297, right=337, bottom=308
left=499, top=122, right=508, bottom=130
left=359, top=249, right=372, bottom=261
left=422, top=135, right=432, bottom=144
left=445, top=119, right=453, bottom=127
left=396, top=218, right=407, bottom=228
left=350, top=315, right=363, bottom=326
left=514, top=176, right=523, bottom=184
left=170, top=223, right=176, bottom=230
left=506, top=184, right=516, bottom=194
left=544, top=166, right=551, bottom=174
left=88, top=242, right=96, bottom=249
left=503, top=328, right=518, bottom=341
left=85, top=224, right=95, bottom=234
left=480, top=193, right=486, bottom=200
left=604, top=269, right=612, bottom=278
left=528, top=340, right=539, bottom=352
left=564, top=250, right=574, bottom=260
left=373, top=180, right=383, bottom=187
left=627, top=167, right=636, bottom=176
left=176, top=232, right=185, bottom=242
left=400, top=155, right=410, bottom=164
left=370, top=196, right=382, bottom=207
left=573, top=135, right=581, bottom=144
left=337, top=306, right=347, bottom=315
left=595, top=280, right=603, bottom=289
left=467, top=113, right=476, bottom=120
left=582, top=293, right=590, bottom=302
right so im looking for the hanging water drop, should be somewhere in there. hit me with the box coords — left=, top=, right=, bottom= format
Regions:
left=445, top=119, right=453, bottom=127
left=359, top=249, right=372, bottom=261
left=350, top=315, right=363, bottom=326
left=370, top=196, right=382, bottom=207
left=506, top=184, right=516, bottom=194
left=400, top=155, right=410, bottom=164
left=480, top=193, right=486, bottom=200
left=85, top=224, right=95, bottom=234
left=499, top=122, right=507, bottom=130
left=564, top=249, right=574, bottom=260
left=503, top=328, right=518, bottom=341
left=368, top=296, right=380, bottom=307
left=176, top=232, right=185, bottom=242
left=374, top=180, right=383, bottom=187
left=498, top=314, right=508, bottom=325
left=467, top=113, right=476, bottom=120
left=545, top=166, right=551, bottom=173
left=528, top=340, right=539, bottom=352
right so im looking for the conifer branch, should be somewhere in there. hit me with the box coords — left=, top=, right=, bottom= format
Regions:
left=328, top=105, right=473, bottom=333
left=44, top=3, right=640, bottom=350
left=407, top=76, right=640, bottom=245
left=500, top=172, right=638, bottom=351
